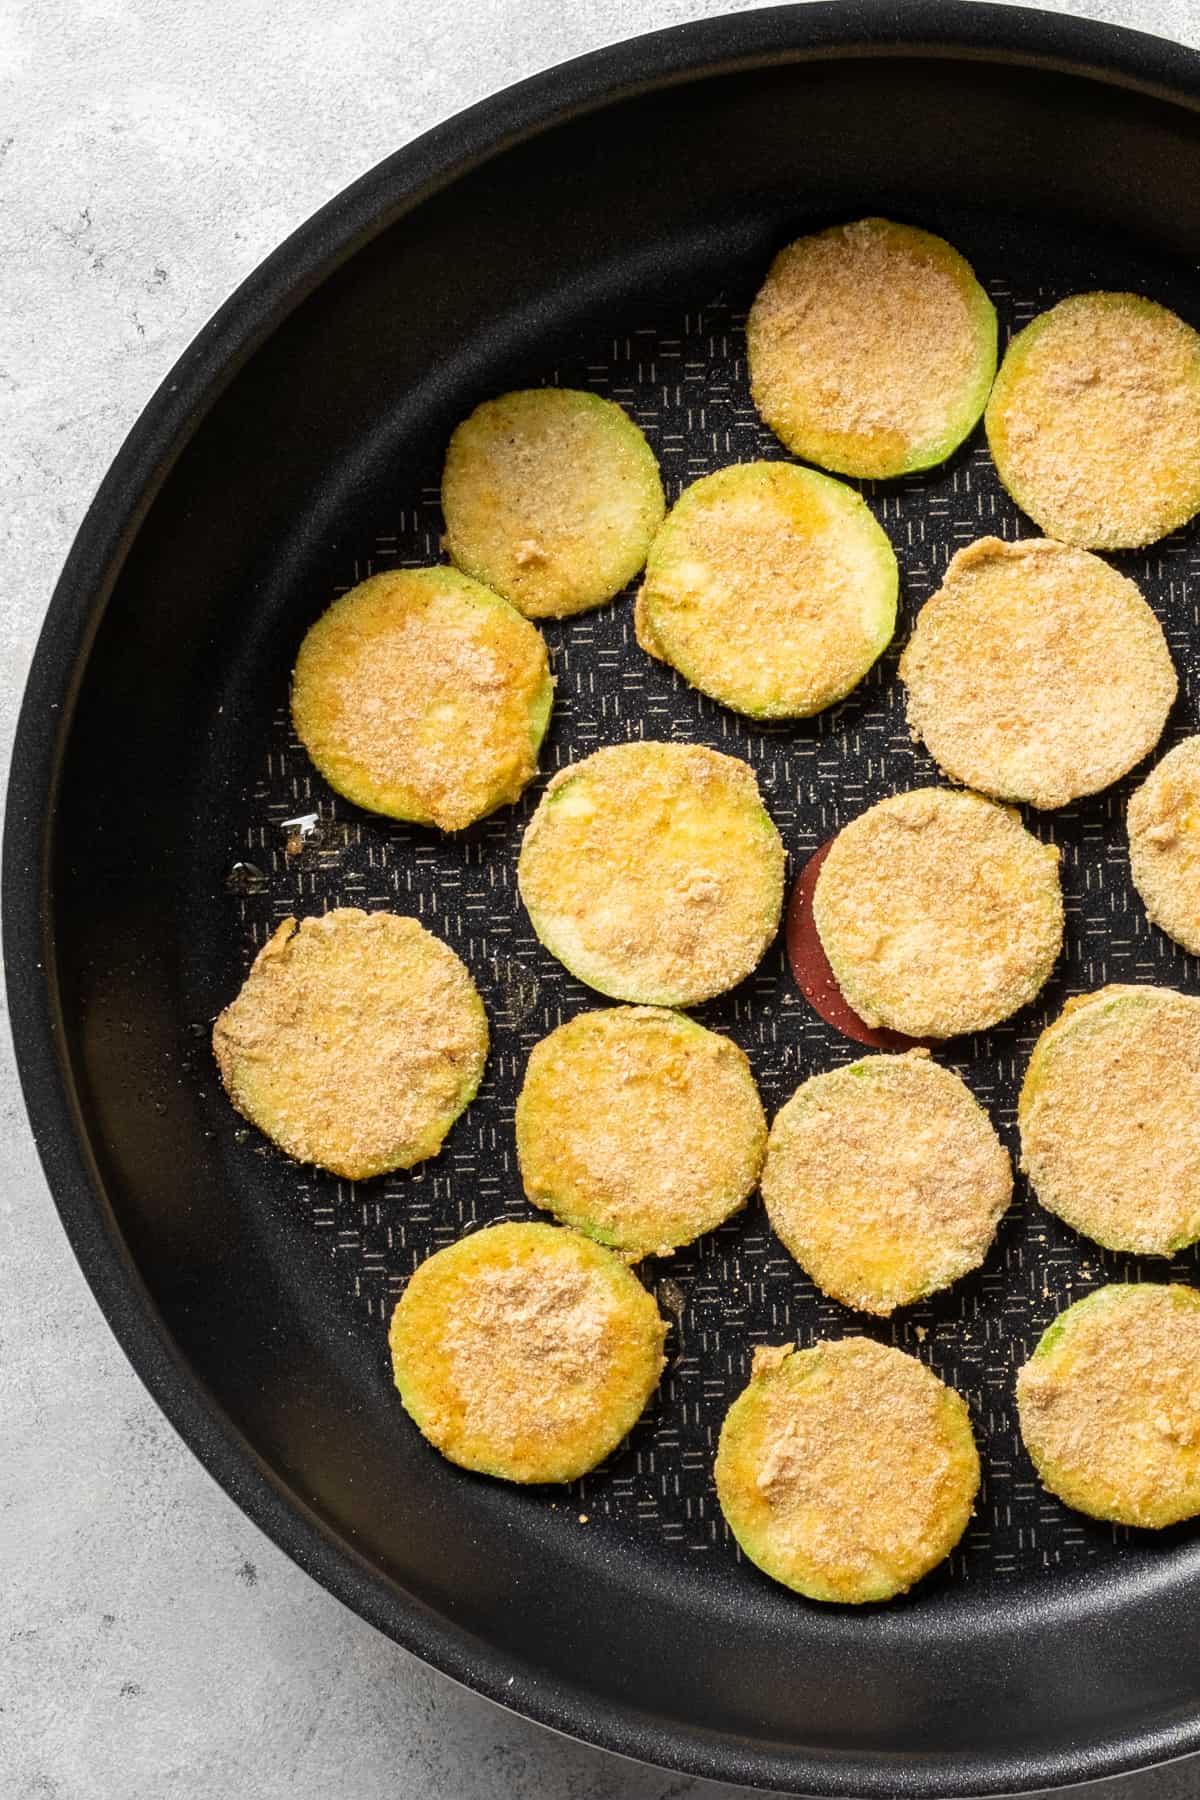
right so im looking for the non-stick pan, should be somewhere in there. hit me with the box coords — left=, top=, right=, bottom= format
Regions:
left=8, top=3, right=1200, bottom=1793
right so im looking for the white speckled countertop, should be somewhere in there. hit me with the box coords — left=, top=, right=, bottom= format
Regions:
left=4, top=2, right=1200, bottom=1795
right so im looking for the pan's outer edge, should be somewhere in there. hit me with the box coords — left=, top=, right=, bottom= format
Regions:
left=7, top=3, right=1200, bottom=1794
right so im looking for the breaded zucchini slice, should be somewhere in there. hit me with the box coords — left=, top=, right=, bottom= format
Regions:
left=1017, top=1283, right=1200, bottom=1528
left=761, top=1051, right=1011, bottom=1316
left=985, top=292, right=1200, bottom=549
left=388, top=1220, right=667, bottom=1483
left=291, top=565, right=552, bottom=833
left=812, top=787, right=1063, bottom=1040
left=1018, top=985, right=1200, bottom=1255
left=1128, top=738, right=1200, bottom=955
left=441, top=387, right=666, bottom=619
left=517, top=741, right=785, bottom=1007
left=746, top=217, right=997, bottom=480
left=515, top=1006, right=767, bottom=1259
left=635, top=461, right=897, bottom=719
left=212, top=908, right=488, bottom=1181
left=901, top=537, right=1176, bottom=810
left=715, top=1338, right=979, bottom=1603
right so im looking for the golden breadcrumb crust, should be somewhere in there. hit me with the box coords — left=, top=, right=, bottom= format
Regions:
left=517, top=741, right=785, bottom=1007
left=901, top=536, right=1175, bottom=809
left=291, top=565, right=552, bottom=832
left=1017, top=1283, right=1200, bottom=1527
left=212, top=908, right=488, bottom=1180
left=812, top=787, right=1063, bottom=1039
left=635, top=460, right=896, bottom=719
left=715, top=1337, right=979, bottom=1603
left=986, top=292, right=1200, bottom=549
left=1019, top=985, right=1200, bottom=1255
left=442, top=387, right=665, bottom=619
left=1128, top=737, right=1200, bottom=954
left=516, top=1006, right=766, bottom=1259
left=389, top=1221, right=666, bottom=1483
left=762, top=1051, right=1011, bottom=1315
left=747, top=217, right=996, bottom=479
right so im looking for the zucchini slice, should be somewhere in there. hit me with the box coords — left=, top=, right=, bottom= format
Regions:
left=747, top=217, right=996, bottom=479
left=389, top=1221, right=667, bottom=1483
left=636, top=460, right=897, bottom=719
left=986, top=291, right=1200, bottom=548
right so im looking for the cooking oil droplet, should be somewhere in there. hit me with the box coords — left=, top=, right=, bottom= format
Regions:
left=490, top=956, right=541, bottom=1028
left=280, top=811, right=323, bottom=857
left=225, top=861, right=268, bottom=896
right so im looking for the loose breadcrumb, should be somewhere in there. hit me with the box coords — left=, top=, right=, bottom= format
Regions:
left=901, top=536, right=1175, bottom=809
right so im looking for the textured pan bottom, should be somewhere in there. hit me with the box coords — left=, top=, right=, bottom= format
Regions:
left=215, top=255, right=1200, bottom=1592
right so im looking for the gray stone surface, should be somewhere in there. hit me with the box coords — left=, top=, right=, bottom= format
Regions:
left=4, top=1, right=1200, bottom=1796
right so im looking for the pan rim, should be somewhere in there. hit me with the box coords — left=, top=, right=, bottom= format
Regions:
left=7, top=3, right=1200, bottom=1792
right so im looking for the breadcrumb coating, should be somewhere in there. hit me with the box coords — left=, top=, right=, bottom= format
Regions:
left=212, top=908, right=488, bottom=1180
left=986, top=292, right=1200, bottom=549
left=1128, top=737, right=1200, bottom=954
left=442, top=387, right=665, bottom=619
left=389, top=1221, right=666, bottom=1483
left=715, top=1337, right=979, bottom=1602
left=291, top=566, right=552, bottom=832
left=762, top=1051, right=1011, bottom=1315
left=812, top=787, right=1063, bottom=1039
left=1019, top=985, right=1200, bottom=1255
left=1017, top=1283, right=1200, bottom=1527
left=516, top=1006, right=766, bottom=1258
left=901, top=536, right=1175, bottom=809
left=635, top=461, right=896, bottom=719
left=517, top=741, right=785, bottom=1006
left=747, top=217, right=996, bottom=479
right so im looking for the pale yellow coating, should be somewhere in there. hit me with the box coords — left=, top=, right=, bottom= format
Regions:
left=291, top=566, right=553, bottom=833
left=986, top=292, right=1200, bottom=549
left=515, top=1006, right=767, bottom=1259
left=901, top=537, right=1176, bottom=809
left=812, top=787, right=1063, bottom=1039
left=441, top=387, right=666, bottom=619
left=1128, top=737, right=1200, bottom=955
left=1017, top=1283, right=1200, bottom=1528
left=517, top=742, right=786, bottom=1007
left=635, top=461, right=897, bottom=719
left=715, top=1338, right=980, bottom=1603
left=1018, top=985, right=1200, bottom=1255
left=388, top=1221, right=667, bottom=1483
left=212, top=909, right=488, bottom=1181
left=746, top=217, right=997, bottom=479
left=761, top=1051, right=1012, bottom=1316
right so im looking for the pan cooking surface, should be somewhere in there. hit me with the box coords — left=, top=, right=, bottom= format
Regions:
left=213, top=248, right=1200, bottom=1595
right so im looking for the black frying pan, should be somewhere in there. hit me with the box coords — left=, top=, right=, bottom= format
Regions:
left=8, top=4, right=1200, bottom=1793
